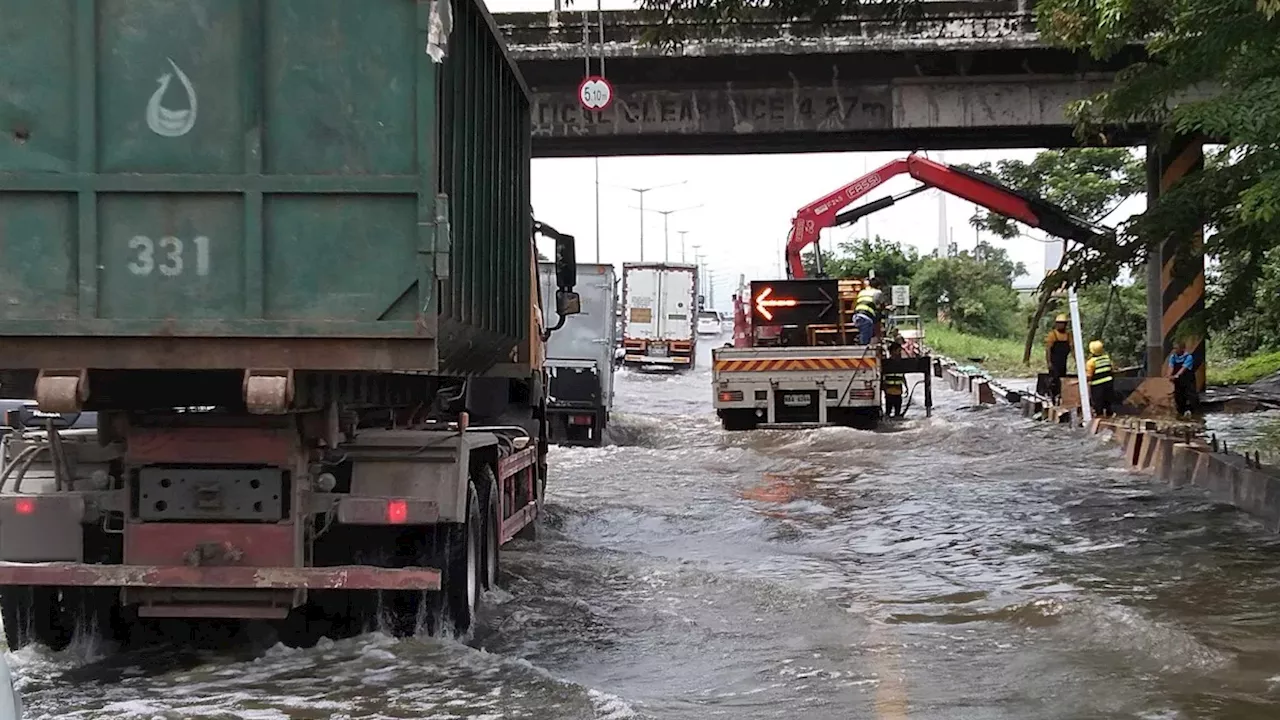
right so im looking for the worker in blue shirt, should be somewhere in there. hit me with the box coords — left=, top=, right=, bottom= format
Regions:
left=1167, top=341, right=1197, bottom=417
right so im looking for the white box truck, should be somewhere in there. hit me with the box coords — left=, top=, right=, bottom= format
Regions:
left=621, top=263, right=698, bottom=371
left=538, top=263, right=617, bottom=446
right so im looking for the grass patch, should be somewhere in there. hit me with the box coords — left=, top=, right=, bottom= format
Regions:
left=1205, top=350, right=1280, bottom=386
left=922, top=322, right=1037, bottom=378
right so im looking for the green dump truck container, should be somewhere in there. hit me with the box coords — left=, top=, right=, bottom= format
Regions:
left=0, top=0, right=532, bottom=382
left=0, top=0, right=560, bottom=652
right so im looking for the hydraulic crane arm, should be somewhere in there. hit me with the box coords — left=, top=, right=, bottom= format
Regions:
left=784, top=154, right=1112, bottom=278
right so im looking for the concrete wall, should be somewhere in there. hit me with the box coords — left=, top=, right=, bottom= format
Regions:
left=1098, top=421, right=1280, bottom=533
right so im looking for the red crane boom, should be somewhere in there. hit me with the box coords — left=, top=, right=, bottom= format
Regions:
left=729, top=154, right=1111, bottom=348
left=784, top=154, right=1108, bottom=279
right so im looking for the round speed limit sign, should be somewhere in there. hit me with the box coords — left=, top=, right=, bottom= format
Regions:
left=578, top=75, right=614, bottom=112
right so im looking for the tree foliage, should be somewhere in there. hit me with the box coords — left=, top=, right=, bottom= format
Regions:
left=813, top=237, right=1026, bottom=337
left=803, top=236, right=920, bottom=285
left=959, top=148, right=1146, bottom=241
left=1032, top=1, right=1280, bottom=309
left=913, top=242, right=1026, bottom=337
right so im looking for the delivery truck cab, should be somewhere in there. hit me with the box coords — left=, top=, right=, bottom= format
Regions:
left=539, top=263, right=618, bottom=446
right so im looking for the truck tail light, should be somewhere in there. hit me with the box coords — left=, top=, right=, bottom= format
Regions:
left=13, top=498, right=34, bottom=515
left=719, top=390, right=744, bottom=402
left=569, top=414, right=594, bottom=426
left=386, top=499, right=408, bottom=525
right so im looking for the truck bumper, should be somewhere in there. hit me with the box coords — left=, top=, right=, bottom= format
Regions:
left=0, top=562, right=441, bottom=591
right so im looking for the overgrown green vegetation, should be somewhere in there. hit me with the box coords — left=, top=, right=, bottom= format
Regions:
left=1205, top=351, right=1280, bottom=386
left=922, top=323, right=1036, bottom=378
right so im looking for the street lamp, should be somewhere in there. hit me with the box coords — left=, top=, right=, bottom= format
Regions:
left=677, top=230, right=689, bottom=262
left=630, top=204, right=703, bottom=262
left=613, top=180, right=687, bottom=261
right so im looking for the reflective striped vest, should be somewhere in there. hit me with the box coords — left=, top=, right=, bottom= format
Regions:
left=855, top=287, right=879, bottom=318
left=884, top=375, right=905, bottom=394
left=1090, top=353, right=1113, bottom=386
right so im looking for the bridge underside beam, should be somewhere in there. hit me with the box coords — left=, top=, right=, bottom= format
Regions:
left=531, top=125, right=1147, bottom=158
left=528, top=78, right=1147, bottom=158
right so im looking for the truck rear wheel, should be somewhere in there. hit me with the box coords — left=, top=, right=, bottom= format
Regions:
left=478, top=465, right=501, bottom=591
left=277, top=605, right=327, bottom=649
left=1, top=587, right=72, bottom=650
left=443, top=480, right=482, bottom=633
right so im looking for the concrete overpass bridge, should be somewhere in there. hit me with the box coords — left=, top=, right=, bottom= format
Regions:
left=496, top=0, right=1146, bottom=158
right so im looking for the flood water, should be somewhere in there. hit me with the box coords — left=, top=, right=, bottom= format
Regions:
left=13, top=338, right=1280, bottom=719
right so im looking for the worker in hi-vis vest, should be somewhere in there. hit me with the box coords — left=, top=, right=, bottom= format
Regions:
left=1044, top=313, right=1073, bottom=404
left=883, top=341, right=906, bottom=418
left=1086, top=340, right=1114, bottom=417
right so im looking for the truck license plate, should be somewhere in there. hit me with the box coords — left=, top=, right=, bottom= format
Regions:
left=647, top=344, right=668, bottom=357
left=783, top=393, right=811, bottom=407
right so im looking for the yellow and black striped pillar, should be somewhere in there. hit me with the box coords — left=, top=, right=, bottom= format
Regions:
left=1148, top=135, right=1206, bottom=391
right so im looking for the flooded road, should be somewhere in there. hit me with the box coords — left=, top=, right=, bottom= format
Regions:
left=14, top=339, right=1280, bottom=719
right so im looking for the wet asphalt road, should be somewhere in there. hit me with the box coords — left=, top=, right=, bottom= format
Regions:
left=11, top=336, right=1280, bottom=719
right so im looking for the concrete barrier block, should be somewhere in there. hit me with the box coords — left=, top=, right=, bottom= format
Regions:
left=1191, top=452, right=1221, bottom=497
left=1123, top=430, right=1144, bottom=468
left=1112, top=427, right=1131, bottom=448
left=973, top=379, right=996, bottom=405
left=1150, top=436, right=1175, bottom=478
left=1165, top=444, right=1200, bottom=487
left=1136, top=432, right=1162, bottom=471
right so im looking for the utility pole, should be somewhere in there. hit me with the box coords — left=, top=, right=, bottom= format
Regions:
left=617, top=181, right=686, bottom=261
left=594, top=157, right=601, bottom=262
left=678, top=230, right=689, bottom=262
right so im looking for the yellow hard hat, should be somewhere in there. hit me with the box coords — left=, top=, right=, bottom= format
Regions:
left=1054, top=314, right=1069, bottom=323
left=1089, top=340, right=1104, bottom=355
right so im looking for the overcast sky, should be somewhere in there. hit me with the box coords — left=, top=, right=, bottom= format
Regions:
left=494, top=0, right=1147, bottom=312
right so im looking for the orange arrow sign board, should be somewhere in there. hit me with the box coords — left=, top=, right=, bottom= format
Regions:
left=754, top=286, right=798, bottom=321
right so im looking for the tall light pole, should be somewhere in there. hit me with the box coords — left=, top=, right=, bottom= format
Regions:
left=616, top=180, right=686, bottom=261
left=629, top=203, right=702, bottom=262
left=691, top=243, right=701, bottom=294
left=677, top=230, right=689, bottom=262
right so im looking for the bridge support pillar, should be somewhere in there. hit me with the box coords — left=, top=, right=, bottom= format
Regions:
left=1145, top=136, right=1206, bottom=390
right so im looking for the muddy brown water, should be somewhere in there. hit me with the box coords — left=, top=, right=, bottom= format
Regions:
left=11, top=339, right=1280, bottom=719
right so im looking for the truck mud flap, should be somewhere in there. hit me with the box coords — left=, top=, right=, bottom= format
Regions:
left=0, top=563, right=441, bottom=591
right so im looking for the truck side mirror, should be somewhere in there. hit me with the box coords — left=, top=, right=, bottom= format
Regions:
left=554, top=233, right=577, bottom=291
left=556, top=290, right=581, bottom=317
